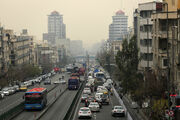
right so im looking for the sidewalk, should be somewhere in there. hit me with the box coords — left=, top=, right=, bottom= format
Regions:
left=113, top=81, right=149, bottom=120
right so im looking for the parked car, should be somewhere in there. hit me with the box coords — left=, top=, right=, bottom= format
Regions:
left=0, top=91, right=5, bottom=99
left=2, top=87, right=10, bottom=96
left=131, top=102, right=138, bottom=109
left=13, top=85, right=20, bottom=92
left=78, top=107, right=92, bottom=119
left=112, top=106, right=125, bottom=117
left=9, top=87, right=16, bottom=94
left=88, top=102, right=100, bottom=112
left=19, top=85, right=27, bottom=91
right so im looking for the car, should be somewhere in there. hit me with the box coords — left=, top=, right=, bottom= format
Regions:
left=88, top=102, right=100, bottom=112
left=112, top=106, right=125, bottom=117
left=101, top=93, right=110, bottom=105
left=54, top=80, right=61, bottom=84
left=59, top=79, right=66, bottom=84
left=13, top=85, right=20, bottom=92
left=81, top=94, right=89, bottom=102
left=95, top=92, right=103, bottom=102
left=131, top=101, right=138, bottom=109
left=2, top=87, right=10, bottom=96
left=19, top=85, right=27, bottom=91
left=9, top=87, right=16, bottom=94
left=0, top=91, right=5, bottom=99
left=78, top=107, right=92, bottom=119
left=83, top=88, right=91, bottom=95
left=44, top=78, right=51, bottom=85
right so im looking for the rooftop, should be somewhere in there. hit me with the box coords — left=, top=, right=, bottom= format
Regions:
left=116, top=10, right=124, bottom=15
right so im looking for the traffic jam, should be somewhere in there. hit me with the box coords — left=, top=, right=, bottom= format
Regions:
left=78, top=66, right=126, bottom=119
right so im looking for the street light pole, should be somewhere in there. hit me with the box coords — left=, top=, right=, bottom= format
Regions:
left=164, top=2, right=171, bottom=119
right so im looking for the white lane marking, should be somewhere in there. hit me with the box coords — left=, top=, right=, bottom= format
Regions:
left=94, top=113, right=96, bottom=120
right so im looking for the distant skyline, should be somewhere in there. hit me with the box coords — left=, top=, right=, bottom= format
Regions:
left=0, top=0, right=157, bottom=48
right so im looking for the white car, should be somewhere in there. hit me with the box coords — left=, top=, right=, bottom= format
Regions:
left=112, top=106, right=125, bottom=117
left=54, top=81, right=61, bottom=84
left=78, top=107, right=92, bottom=119
left=83, top=88, right=91, bottom=95
left=2, top=87, right=10, bottom=96
left=0, top=91, right=5, bottom=99
left=88, top=102, right=100, bottom=112
left=59, top=79, right=66, bottom=84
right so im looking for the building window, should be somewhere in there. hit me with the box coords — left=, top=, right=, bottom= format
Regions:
left=115, top=46, right=120, bottom=50
left=163, top=59, right=168, bottom=67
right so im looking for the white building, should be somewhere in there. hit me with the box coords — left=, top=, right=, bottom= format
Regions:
left=109, top=10, right=128, bottom=41
left=43, top=11, right=66, bottom=44
left=137, top=2, right=159, bottom=71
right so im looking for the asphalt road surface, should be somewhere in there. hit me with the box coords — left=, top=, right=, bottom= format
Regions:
left=73, top=88, right=127, bottom=120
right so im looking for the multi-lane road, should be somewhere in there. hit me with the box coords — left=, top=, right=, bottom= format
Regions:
left=1, top=72, right=129, bottom=120
left=73, top=86, right=127, bottom=120
left=0, top=73, right=61, bottom=115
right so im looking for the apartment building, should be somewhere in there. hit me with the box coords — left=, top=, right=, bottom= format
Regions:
left=136, top=1, right=162, bottom=71
left=152, top=0, right=179, bottom=92
left=35, top=42, right=58, bottom=73
left=10, top=30, right=34, bottom=66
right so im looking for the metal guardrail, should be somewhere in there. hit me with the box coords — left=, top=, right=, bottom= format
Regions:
left=0, top=102, right=24, bottom=120
left=63, top=82, right=84, bottom=120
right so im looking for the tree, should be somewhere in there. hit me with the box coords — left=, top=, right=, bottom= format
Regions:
left=115, top=36, right=140, bottom=94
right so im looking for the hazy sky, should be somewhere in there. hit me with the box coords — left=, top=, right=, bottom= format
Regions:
left=0, top=0, right=155, bottom=48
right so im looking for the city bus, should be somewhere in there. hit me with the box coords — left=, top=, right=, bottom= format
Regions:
left=24, top=87, right=47, bottom=110
left=68, top=77, right=80, bottom=90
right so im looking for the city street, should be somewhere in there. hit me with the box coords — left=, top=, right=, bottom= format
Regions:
left=73, top=87, right=127, bottom=120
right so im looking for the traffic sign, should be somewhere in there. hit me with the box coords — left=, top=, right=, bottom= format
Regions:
left=168, top=110, right=174, bottom=117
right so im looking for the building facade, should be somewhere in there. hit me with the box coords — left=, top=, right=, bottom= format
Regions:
left=10, top=30, right=34, bottom=66
left=152, top=0, right=179, bottom=92
left=43, top=11, right=66, bottom=44
left=137, top=1, right=162, bottom=71
left=35, top=42, right=58, bottom=73
left=109, top=10, right=128, bottom=41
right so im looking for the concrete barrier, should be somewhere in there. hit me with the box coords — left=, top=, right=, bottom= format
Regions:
left=113, top=86, right=133, bottom=120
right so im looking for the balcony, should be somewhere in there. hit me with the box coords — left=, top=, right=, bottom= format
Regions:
left=140, top=46, right=152, bottom=53
left=140, top=32, right=152, bottom=39
left=139, top=60, right=153, bottom=68
left=159, top=31, right=172, bottom=38
left=140, top=18, right=153, bottom=25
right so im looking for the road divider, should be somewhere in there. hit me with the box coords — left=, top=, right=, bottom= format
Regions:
left=113, top=86, right=133, bottom=120
left=63, top=82, right=84, bottom=120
